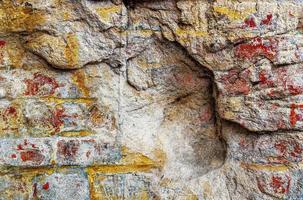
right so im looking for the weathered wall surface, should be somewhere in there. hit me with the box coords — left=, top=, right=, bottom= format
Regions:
left=0, top=0, right=303, bottom=199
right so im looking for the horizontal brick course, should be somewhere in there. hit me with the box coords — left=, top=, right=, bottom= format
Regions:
left=0, top=137, right=121, bottom=168
left=0, top=98, right=117, bottom=137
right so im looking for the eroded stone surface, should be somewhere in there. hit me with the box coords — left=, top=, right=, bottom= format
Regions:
left=1, top=0, right=303, bottom=199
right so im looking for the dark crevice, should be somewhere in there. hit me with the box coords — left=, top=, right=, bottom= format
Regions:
left=122, top=0, right=163, bottom=9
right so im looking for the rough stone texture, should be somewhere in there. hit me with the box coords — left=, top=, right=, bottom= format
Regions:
left=1, top=0, right=303, bottom=199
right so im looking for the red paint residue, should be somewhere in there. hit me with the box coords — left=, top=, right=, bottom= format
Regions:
left=244, top=17, right=257, bottom=28
left=0, top=40, right=6, bottom=47
left=3, top=107, right=17, bottom=119
left=274, top=139, right=303, bottom=163
left=57, top=140, right=80, bottom=161
left=258, top=70, right=274, bottom=87
left=239, top=138, right=248, bottom=148
left=289, top=104, right=303, bottom=127
left=279, top=66, right=303, bottom=95
left=51, top=107, right=67, bottom=132
left=20, top=150, right=45, bottom=164
left=15, top=141, right=44, bottom=164
left=45, top=106, right=79, bottom=134
left=86, top=151, right=91, bottom=158
left=271, top=175, right=290, bottom=194
left=288, top=85, right=303, bottom=95
left=199, top=106, right=213, bottom=122
left=257, top=178, right=266, bottom=193
left=42, top=182, right=49, bottom=190
left=259, top=71, right=267, bottom=84
left=258, top=175, right=291, bottom=195
left=174, top=73, right=205, bottom=89
left=243, top=14, right=273, bottom=28
left=1, top=105, right=19, bottom=126
left=266, top=67, right=303, bottom=97
left=267, top=89, right=278, bottom=98
left=2, top=106, right=18, bottom=123
left=24, top=73, right=59, bottom=96
left=16, top=140, right=38, bottom=151
left=17, top=144, right=24, bottom=150
left=33, top=183, right=38, bottom=198
left=291, top=143, right=303, bottom=157
left=277, top=119, right=286, bottom=129
left=234, top=38, right=277, bottom=61
left=228, top=78, right=250, bottom=95
left=11, top=154, right=17, bottom=158
left=0, top=40, right=5, bottom=65
left=275, top=141, right=288, bottom=155
left=220, top=69, right=251, bottom=95
left=261, top=14, right=273, bottom=25
left=50, top=106, right=79, bottom=133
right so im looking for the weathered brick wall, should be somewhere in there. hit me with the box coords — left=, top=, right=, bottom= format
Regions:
left=0, top=0, right=303, bottom=199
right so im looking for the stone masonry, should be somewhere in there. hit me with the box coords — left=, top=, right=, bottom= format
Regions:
left=0, top=0, right=303, bottom=199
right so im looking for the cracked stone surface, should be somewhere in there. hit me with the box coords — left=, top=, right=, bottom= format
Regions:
left=1, top=0, right=303, bottom=199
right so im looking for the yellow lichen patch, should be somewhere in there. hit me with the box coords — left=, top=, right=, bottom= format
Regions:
left=121, top=146, right=163, bottom=168
left=185, top=194, right=199, bottom=200
left=0, top=0, right=46, bottom=33
left=89, top=105, right=107, bottom=127
left=86, top=147, right=162, bottom=176
left=213, top=6, right=256, bottom=21
left=63, top=11, right=71, bottom=20
left=96, top=5, right=121, bottom=22
left=25, top=33, right=79, bottom=69
left=25, top=33, right=63, bottom=52
left=53, top=0, right=63, bottom=5
left=64, top=33, right=79, bottom=68
left=5, top=40, right=26, bottom=68
left=0, top=165, right=56, bottom=176
left=174, top=28, right=208, bottom=44
left=240, top=163, right=289, bottom=172
left=72, top=70, right=90, bottom=97
left=41, top=97, right=96, bottom=105
left=87, top=170, right=98, bottom=200
left=223, top=111, right=235, bottom=119
left=221, top=97, right=243, bottom=116
left=152, top=148, right=167, bottom=168
left=58, top=130, right=94, bottom=137
left=88, top=104, right=117, bottom=131
left=87, top=165, right=157, bottom=176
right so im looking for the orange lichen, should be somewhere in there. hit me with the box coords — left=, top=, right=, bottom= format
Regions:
left=96, top=5, right=121, bottom=22
left=59, top=130, right=93, bottom=137
left=64, top=33, right=79, bottom=68
left=71, top=70, right=90, bottom=97
left=41, top=97, right=96, bottom=105
left=240, top=162, right=289, bottom=172
left=0, top=0, right=46, bottom=33
left=6, top=40, right=26, bottom=68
